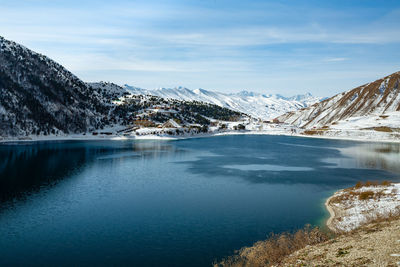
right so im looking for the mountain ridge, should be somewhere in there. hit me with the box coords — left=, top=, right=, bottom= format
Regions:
left=123, top=84, right=322, bottom=119
left=0, top=36, right=110, bottom=136
left=277, top=71, right=400, bottom=129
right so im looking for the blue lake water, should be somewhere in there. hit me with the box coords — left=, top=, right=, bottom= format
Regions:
left=0, top=135, right=399, bottom=266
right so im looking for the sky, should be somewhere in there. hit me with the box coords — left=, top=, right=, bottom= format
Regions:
left=1, top=0, right=399, bottom=97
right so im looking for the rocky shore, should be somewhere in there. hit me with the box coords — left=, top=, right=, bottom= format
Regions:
left=216, top=182, right=400, bottom=267
left=325, top=182, right=400, bottom=233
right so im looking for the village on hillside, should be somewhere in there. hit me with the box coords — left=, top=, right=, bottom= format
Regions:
left=90, top=91, right=289, bottom=139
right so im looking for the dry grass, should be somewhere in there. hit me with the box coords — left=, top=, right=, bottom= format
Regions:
left=351, top=180, right=391, bottom=189
left=216, top=181, right=398, bottom=267
left=303, top=130, right=322, bottom=135
left=363, top=127, right=400, bottom=133
left=330, top=181, right=392, bottom=204
left=372, top=126, right=393, bottom=132
left=303, top=127, right=331, bottom=135
left=214, top=225, right=329, bottom=267
left=280, top=217, right=400, bottom=266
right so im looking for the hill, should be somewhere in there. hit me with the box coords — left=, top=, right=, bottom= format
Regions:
left=277, top=71, right=400, bottom=129
left=0, top=36, right=109, bottom=136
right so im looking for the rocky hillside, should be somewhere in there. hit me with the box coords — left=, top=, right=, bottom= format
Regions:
left=0, top=36, right=110, bottom=136
left=277, top=71, right=400, bottom=129
left=88, top=82, right=130, bottom=101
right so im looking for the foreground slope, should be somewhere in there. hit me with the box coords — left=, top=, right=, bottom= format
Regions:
left=0, top=36, right=109, bottom=136
left=281, top=218, right=400, bottom=267
left=277, top=71, right=400, bottom=130
left=217, top=182, right=400, bottom=267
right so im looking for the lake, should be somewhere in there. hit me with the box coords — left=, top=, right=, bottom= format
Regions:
left=0, top=135, right=399, bottom=266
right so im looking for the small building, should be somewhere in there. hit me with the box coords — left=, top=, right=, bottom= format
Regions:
left=162, top=119, right=181, bottom=128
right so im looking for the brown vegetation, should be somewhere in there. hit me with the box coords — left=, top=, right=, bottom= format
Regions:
left=353, top=180, right=391, bottom=189
left=358, top=191, right=375, bottom=200
left=330, top=181, right=393, bottom=203
left=372, top=126, right=393, bottom=132
left=216, top=181, right=399, bottom=267
left=280, top=218, right=400, bottom=266
left=303, top=130, right=321, bottom=135
left=214, top=225, right=329, bottom=267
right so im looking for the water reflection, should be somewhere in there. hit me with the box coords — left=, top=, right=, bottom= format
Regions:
left=325, top=142, right=400, bottom=174
left=0, top=140, right=180, bottom=202
left=178, top=136, right=400, bottom=187
left=0, top=136, right=399, bottom=267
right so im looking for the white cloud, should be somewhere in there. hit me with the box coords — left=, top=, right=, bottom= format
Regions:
left=325, top=57, right=348, bottom=62
left=0, top=1, right=399, bottom=95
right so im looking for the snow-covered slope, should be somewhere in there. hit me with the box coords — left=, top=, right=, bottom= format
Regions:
left=88, top=82, right=128, bottom=98
left=124, top=85, right=322, bottom=119
left=0, top=36, right=109, bottom=136
left=278, top=71, right=400, bottom=129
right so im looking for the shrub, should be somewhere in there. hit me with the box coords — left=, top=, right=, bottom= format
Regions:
left=352, top=180, right=390, bottom=189
left=215, top=225, right=329, bottom=267
left=359, top=191, right=374, bottom=200
left=354, top=181, right=363, bottom=189
left=365, top=181, right=379, bottom=187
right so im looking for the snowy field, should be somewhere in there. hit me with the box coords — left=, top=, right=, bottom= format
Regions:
left=327, top=183, right=400, bottom=232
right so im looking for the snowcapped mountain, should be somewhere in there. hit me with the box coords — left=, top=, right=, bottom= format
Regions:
left=0, top=35, right=323, bottom=138
left=277, top=71, right=400, bottom=129
left=124, top=85, right=322, bottom=119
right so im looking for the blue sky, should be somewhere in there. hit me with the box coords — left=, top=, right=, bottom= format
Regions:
left=1, top=0, right=399, bottom=96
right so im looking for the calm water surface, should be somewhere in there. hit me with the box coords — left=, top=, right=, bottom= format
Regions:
left=0, top=135, right=399, bottom=266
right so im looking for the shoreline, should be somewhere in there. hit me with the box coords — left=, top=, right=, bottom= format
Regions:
left=324, top=195, right=339, bottom=233
left=323, top=182, right=400, bottom=233
left=2, top=129, right=400, bottom=144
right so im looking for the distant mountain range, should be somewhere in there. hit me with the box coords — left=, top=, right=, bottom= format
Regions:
left=3, top=35, right=399, bottom=140
left=123, top=85, right=323, bottom=120
left=277, top=71, right=400, bottom=130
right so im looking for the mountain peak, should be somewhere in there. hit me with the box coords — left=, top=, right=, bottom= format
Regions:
left=235, top=90, right=260, bottom=97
